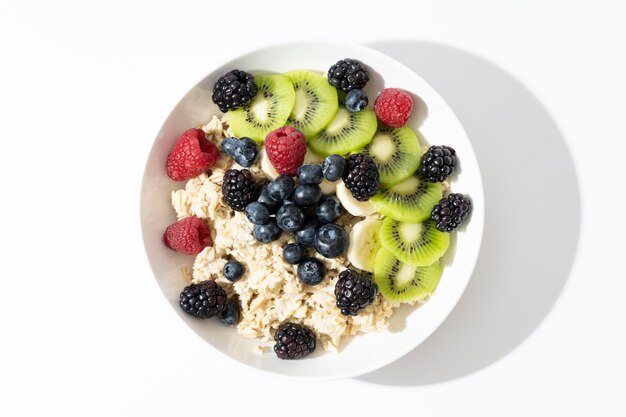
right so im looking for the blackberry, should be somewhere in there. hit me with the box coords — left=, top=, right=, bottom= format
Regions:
left=342, top=153, right=380, bottom=201
left=221, top=169, right=257, bottom=211
left=420, top=145, right=457, bottom=182
left=335, top=269, right=378, bottom=316
left=273, top=322, right=316, bottom=360
left=212, top=69, right=258, bottom=113
left=179, top=281, right=227, bottom=319
left=327, top=58, right=369, bottom=92
left=431, top=193, right=472, bottom=232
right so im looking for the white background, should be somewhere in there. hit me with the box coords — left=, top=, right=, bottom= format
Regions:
left=1, top=0, right=625, bottom=415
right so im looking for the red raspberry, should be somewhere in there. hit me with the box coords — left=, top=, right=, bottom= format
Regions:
left=163, top=216, right=213, bottom=256
left=166, top=128, right=220, bottom=181
left=374, top=88, right=413, bottom=128
left=264, top=126, right=306, bottom=176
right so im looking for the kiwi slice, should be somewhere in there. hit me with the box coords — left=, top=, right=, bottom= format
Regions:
left=308, top=107, right=377, bottom=156
left=361, top=125, right=423, bottom=187
left=374, top=247, right=443, bottom=302
left=226, top=74, right=295, bottom=142
left=371, top=175, right=442, bottom=222
left=284, top=70, right=338, bottom=139
left=379, top=217, right=449, bottom=266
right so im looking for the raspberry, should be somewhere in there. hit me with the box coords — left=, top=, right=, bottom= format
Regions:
left=374, top=88, right=413, bottom=128
left=163, top=216, right=213, bottom=255
left=166, top=128, right=220, bottom=181
left=264, top=126, right=306, bottom=176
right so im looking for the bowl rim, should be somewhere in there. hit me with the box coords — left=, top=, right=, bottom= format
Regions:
left=140, top=40, right=485, bottom=381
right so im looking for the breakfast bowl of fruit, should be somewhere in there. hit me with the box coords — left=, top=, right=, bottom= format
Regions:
left=140, top=41, right=484, bottom=380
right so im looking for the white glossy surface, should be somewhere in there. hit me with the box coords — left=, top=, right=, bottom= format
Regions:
left=140, top=42, right=484, bottom=380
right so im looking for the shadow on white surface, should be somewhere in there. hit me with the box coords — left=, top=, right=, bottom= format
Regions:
left=358, top=41, right=581, bottom=385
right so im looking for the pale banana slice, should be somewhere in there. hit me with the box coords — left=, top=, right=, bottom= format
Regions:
left=336, top=181, right=376, bottom=216
left=347, top=218, right=383, bottom=272
left=260, top=148, right=279, bottom=180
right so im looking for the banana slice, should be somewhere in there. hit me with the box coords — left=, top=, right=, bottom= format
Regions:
left=304, top=148, right=323, bottom=164
left=336, top=181, right=376, bottom=216
left=260, top=148, right=279, bottom=180
left=347, top=218, right=383, bottom=272
left=320, top=179, right=337, bottom=195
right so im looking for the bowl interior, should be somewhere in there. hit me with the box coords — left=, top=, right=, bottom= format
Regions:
left=140, top=42, right=484, bottom=380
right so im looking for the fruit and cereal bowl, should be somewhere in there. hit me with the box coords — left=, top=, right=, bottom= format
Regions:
left=140, top=42, right=484, bottom=380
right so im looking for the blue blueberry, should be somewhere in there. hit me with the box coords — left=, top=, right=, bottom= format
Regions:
left=315, top=196, right=342, bottom=224
left=253, top=219, right=282, bottom=243
left=221, top=137, right=259, bottom=167
left=257, top=184, right=280, bottom=214
left=297, top=258, right=326, bottom=285
left=221, top=137, right=239, bottom=155
left=345, top=89, right=369, bottom=112
left=245, top=202, right=270, bottom=225
left=296, top=219, right=318, bottom=247
left=314, top=223, right=349, bottom=258
left=283, top=243, right=306, bottom=265
left=321, top=154, right=346, bottom=182
left=293, top=184, right=322, bottom=207
left=267, top=174, right=295, bottom=202
left=297, top=164, right=323, bottom=185
left=223, top=260, right=244, bottom=282
left=276, top=204, right=306, bottom=232
left=220, top=298, right=240, bottom=326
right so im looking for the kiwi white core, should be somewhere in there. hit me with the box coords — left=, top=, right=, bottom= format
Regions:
left=251, top=97, right=269, bottom=122
left=370, top=134, right=395, bottom=161
left=292, top=89, right=309, bottom=120
left=398, top=222, right=423, bottom=242
left=326, top=108, right=350, bottom=133
left=396, top=263, right=418, bottom=286
left=391, top=176, right=420, bottom=194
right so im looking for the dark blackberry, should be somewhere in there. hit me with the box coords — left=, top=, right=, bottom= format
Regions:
left=273, top=322, right=316, bottom=360
left=335, top=269, right=378, bottom=316
left=431, top=193, right=472, bottom=232
left=342, top=153, right=380, bottom=201
left=327, top=59, right=369, bottom=92
left=212, top=69, right=258, bottom=113
left=420, top=145, right=457, bottom=183
left=179, top=281, right=227, bottom=319
left=221, top=169, right=257, bottom=211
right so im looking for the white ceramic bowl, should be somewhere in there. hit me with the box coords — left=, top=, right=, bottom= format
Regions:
left=140, top=41, right=484, bottom=381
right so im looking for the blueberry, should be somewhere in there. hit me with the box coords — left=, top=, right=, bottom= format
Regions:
left=245, top=202, right=269, bottom=225
left=232, top=137, right=259, bottom=167
left=257, top=184, right=280, bottom=214
left=267, top=174, right=295, bottom=202
left=283, top=243, right=306, bottom=265
left=219, top=298, right=240, bottom=326
left=321, top=154, right=346, bottom=182
left=223, top=260, right=244, bottom=282
left=297, top=164, right=323, bottom=185
left=315, top=196, right=342, bottom=224
left=297, top=258, right=326, bottom=285
left=345, top=89, right=369, bottom=112
left=253, top=219, right=282, bottom=243
left=293, top=184, right=322, bottom=207
left=276, top=204, right=306, bottom=232
left=314, top=223, right=349, bottom=258
left=296, top=219, right=318, bottom=247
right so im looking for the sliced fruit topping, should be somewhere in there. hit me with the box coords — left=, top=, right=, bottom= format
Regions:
left=327, top=58, right=369, bottom=92
left=211, top=69, right=258, bottom=113
left=371, top=175, right=442, bottom=222
left=342, top=153, right=380, bottom=201
left=335, top=181, right=376, bottom=216
left=335, top=269, right=379, bottom=316
left=374, top=248, right=442, bottom=303
left=431, top=193, right=472, bottom=232
left=347, top=218, right=382, bottom=273
left=308, top=107, right=377, bottom=156
left=284, top=70, right=339, bottom=139
left=226, top=74, right=295, bottom=142
left=361, top=125, right=423, bottom=187
left=379, top=217, right=449, bottom=266
left=374, top=88, right=413, bottom=128
left=264, top=126, right=306, bottom=176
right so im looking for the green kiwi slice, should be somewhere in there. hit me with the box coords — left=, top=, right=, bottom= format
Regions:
left=226, top=74, right=295, bottom=142
left=371, top=175, right=442, bottom=222
left=284, top=70, right=338, bottom=139
left=374, top=247, right=443, bottom=302
left=379, top=217, right=450, bottom=266
left=361, top=125, right=423, bottom=187
left=308, top=107, right=377, bottom=156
